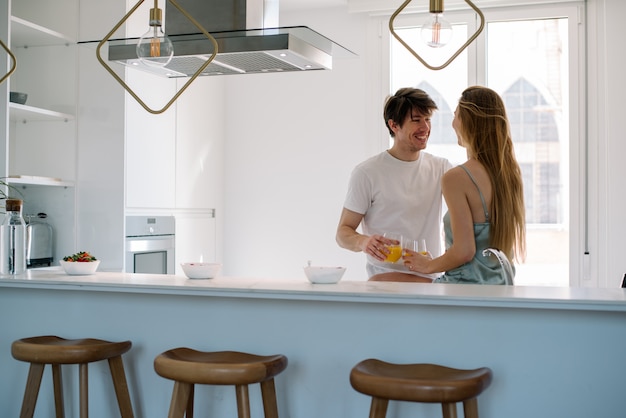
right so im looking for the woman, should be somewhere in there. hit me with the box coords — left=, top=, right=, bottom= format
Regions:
left=403, top=86, right=526, bottom=284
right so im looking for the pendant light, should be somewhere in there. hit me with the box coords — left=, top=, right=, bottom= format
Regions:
left=136, top=0, right=174, bottom=67
left=96, top=0, right=218, bottom=114
left=420, top=0, right=452, bottom=48
left=389, top=0, right=485, bottom=71
left=0, top=38, right=16, bottom=85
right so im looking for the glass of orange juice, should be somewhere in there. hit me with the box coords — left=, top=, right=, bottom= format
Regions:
left=404, top=239, right=428, bottom=255
left=418, top=239, right=428, bottom=255
left=383, top=233, right=403, bottom=263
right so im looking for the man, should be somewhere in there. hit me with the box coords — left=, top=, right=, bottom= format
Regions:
left=336, top=88, right=452, bottom=282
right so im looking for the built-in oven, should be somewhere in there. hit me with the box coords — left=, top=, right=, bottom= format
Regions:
left=125, top=216, right=175, bottom=274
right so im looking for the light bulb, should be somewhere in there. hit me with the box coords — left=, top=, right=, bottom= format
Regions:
left=420, top=13, right=453, bottom=48
left=136, top=6, right=174, bottom=67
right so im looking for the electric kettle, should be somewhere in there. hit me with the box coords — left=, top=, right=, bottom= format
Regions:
left=26, top=213, right=54, bottom=267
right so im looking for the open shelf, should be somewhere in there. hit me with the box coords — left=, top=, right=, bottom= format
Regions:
left=10, top=16, right=74, bottom=47
left=9, top=103, right=74, bottom=123
left=7, top=176, right=74, bottom=188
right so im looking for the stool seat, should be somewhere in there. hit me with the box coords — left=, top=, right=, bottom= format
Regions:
left=154, top=348, right=288, bottom=418
left=12, top=336, right=132, bottom=364
left=155, top=348, right=287, bottom=385
left=350, top=359, right=492, bottom=418
left=11, top=335, right=134, bottom=418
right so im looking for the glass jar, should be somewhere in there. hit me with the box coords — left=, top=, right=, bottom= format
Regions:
left=0, top=199, right=26, bottom=275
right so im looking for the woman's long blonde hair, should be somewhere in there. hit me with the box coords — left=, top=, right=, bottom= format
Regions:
left=456, top=86, right=526, bottom=262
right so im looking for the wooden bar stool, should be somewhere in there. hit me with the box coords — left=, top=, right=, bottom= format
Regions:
left=350, top=359, right=492, bottom=418
left=154, top=348, right=288, bottom=418
left=11, top=335, right=134, bottom=418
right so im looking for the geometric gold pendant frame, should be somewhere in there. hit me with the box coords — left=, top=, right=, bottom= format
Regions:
left=96, top=0, right=218, bottom=114
left=0, top=38, right=16, bottom=85
left=389, top=0, right=485, bottom=71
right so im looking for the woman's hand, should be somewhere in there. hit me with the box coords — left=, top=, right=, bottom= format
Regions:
left=402, top=248, right=432, bottom=273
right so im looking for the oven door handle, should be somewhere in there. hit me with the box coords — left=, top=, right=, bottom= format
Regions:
left=126, top=236, right=175, bottom=253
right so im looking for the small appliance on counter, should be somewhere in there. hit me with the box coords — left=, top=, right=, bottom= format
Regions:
left=9, top=91, right=28, bottom=105
left=25, top=213, right=54, bottom=268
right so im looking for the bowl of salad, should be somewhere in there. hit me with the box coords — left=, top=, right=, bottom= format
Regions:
left=60, top=251, right=100, bottom=275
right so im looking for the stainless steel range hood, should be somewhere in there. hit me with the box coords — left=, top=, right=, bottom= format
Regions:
left=106, top=0, right=354, bottom=78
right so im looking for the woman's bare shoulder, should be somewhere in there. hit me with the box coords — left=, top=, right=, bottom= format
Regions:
left=442, top=167, right=470, bottom=197
left=443, top=165, right=470, bottom=183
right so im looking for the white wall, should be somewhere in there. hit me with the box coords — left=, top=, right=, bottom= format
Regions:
left=602, top=0, right=626, bottom=286
left=221, top=6, right=376, bottom=280
left=586, top=0, right=626, bottom=287
left=600, top=0, right=626, bottom=286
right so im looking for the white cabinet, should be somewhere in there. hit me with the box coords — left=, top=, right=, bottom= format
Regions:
left=174, top=76, right=224, bottom=210
left=124, top=70, right=177, bottom=209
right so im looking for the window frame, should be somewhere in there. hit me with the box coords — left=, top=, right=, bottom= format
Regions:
left=379, top=1, right=587, bottom=286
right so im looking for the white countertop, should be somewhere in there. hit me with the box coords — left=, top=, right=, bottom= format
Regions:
left=1, top=269, right=625, bottom=312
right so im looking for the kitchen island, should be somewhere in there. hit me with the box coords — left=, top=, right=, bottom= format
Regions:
left=1, top=270, right=625, bottom=418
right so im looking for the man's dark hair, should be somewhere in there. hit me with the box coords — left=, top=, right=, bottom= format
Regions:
left=383, top=88, right=438, bottom=137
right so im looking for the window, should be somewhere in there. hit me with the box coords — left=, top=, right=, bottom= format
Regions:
left=386, top=3, right=583, bottom=286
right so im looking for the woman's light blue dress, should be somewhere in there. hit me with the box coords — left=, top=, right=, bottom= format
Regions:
left=434, top=166, right=515, bottom=285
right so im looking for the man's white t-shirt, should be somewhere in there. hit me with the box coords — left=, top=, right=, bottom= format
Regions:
left=343, top=151, right=452, bottom=278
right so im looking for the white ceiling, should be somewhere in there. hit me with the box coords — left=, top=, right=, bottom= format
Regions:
left=279, top=0, right=569, bottom=13
left=280, top=0, right=347, bottom=11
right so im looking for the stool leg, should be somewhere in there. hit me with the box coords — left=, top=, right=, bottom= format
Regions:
left=235, top=384, right=251, bottom=418
left=441, top=402, right=458, bottom=418
left=107, top=355, right=135, bottom=418
left=187, top=384, right=194, bottom=418
left=51, top=364, right=65, bottom=418
left=79, top=364, right=89, bottom=418
left=167, top=381, right=192, bottom=418
left=369, top=397, right=388, bottom=418
left=19, top=363, right=46, bottom=418
left=260, top=378, right=279, bottom=418
left=463, top=398, right=479, bottom=418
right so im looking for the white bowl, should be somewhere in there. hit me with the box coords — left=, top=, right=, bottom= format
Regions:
left=181, top=262, right=222, bottom=279
left=59, top=260, right=100, bottom=275
left=304, top=266, right=346, bottom=284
